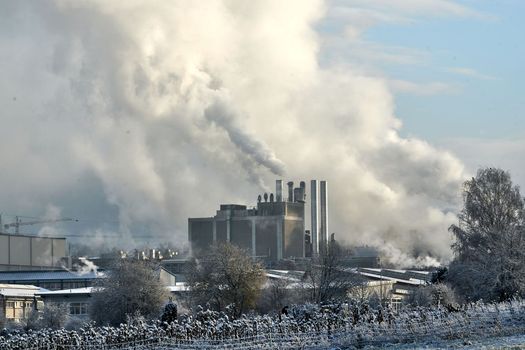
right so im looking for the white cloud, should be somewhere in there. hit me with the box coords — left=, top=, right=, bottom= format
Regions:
left=440, top=137, right=525, bottom=189
left=446, top=67, right=498, bottom=80
left=388, top=79, right=461, bottom=95
left=330, top=0, right=493, bottom=20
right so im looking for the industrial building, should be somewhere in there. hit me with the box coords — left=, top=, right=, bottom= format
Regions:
left=188, top=179, right=328, bottom=261
left=0, top=233, right=67, bottom=271
left=36, top=268, right=181, bottom=320
left=1, top=284, right=43, bottom=323
left=0, top=270, right=101, bottom=290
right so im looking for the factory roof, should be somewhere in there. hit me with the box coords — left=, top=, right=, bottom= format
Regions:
left=355, top=268, right=429, bottom=286
left=38, top=287, right=94, bottom=296
left=167, top=283, right=189, bottom=292
left=37, top=284, right=189, bottom=296
left=0, top=270, right=103, bottom=282
left=265, top=269, right=304, bottom=282
left=0, top=284, right=47, bottom=297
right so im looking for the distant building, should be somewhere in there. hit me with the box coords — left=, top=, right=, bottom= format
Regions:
left=1, top=284, right=43, bottom=323
left=161, top=258, right=191, bottom=282
left=0, top=233, right=67, bottom=271
left=38, top=268, right=184, bottom=321
left=355, top=267, right=431, bottom=309
left=37, top=287, right=92, bottom=320
left=188, top=179, right=331, bottom=261
left=189, top=201, right=305, bottom=261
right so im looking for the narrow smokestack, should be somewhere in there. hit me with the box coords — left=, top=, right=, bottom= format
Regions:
left=319, top=180, right=328, bottom=247
left=311, top=180, right=319, bottom=255
left=287, top=181, right=294, bottom=202
left=276, top=179, right=283, bottom=202
left=299, top=181, right=306, bottom=202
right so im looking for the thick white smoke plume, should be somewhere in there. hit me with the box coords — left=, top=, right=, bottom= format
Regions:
left=0, top=1, right=465, bottom=264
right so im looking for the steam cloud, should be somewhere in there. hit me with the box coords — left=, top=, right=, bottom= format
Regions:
left=0, top=1, right=466, bottom=265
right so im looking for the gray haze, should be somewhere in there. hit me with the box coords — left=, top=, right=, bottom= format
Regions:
left=0, top=1, right=467, bottom=265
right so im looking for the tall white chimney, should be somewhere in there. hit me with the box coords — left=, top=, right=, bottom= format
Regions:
left=310, top=180, right=319, bottom=255
left=276, top=180, right=283, bottom=202
left=319, top=180, right=328, bottom=247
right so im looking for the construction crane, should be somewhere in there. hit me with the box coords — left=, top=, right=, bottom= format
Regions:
left=2, top=216, right=78, bottom=234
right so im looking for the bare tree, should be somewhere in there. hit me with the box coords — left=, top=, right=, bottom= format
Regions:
left=303, top=240, right=361, bottom=303
left=448, top=167, right=525, bottom=302
left=89, top=259, right=168, bottom=326
left=187, top=242, right=266, bottom=317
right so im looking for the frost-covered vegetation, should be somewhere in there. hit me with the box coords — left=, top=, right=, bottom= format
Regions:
left=2, top=300, right=525, bottom=349
left=447, top=168, right=525, bottom=302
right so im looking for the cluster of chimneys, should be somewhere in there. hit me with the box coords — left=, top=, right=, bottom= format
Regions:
left=257, top=180, right=306, bottom=203
left=258, top=179, right=328, bottom=256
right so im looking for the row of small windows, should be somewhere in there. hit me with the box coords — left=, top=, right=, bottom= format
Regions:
left=5, top=281, right=90, bottom=290
left=4, top=301, right=89, bottom=319
left=4, top=300, right=33, bottom=319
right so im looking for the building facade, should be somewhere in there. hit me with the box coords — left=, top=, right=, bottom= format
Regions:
left=189, top=200, right=305, bottom=261
left=0, top=233, right=67, bottom=271
left=188, top=179, right=330, bottom=261
left=0, top=284, right=43, bottom=323
left=0, top=271, right=101, bottom=291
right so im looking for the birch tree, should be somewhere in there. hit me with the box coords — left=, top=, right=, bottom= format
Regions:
left=448, top=167, right=525, bottom=301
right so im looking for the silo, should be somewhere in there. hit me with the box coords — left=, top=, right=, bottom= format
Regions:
left=276, top=180, right=283, bottom=202
left=299, top=181, right=306, bottom=202
left=310, top=180, right=319, bottom=255
left=319, top=180, right=328, bottom=247
left=287, top=181, right=294, bottom=202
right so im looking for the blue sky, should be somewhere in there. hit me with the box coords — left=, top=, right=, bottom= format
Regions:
left=319, top=0, right=525, bottom=185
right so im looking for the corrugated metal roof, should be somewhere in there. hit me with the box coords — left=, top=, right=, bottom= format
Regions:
left=0, top=270, right=103, bottom=282
left=38, top=284, right=189, bottom=295
left=38, top=287, right=94, bottom=296
left=0, top=284, right=43, bottom=297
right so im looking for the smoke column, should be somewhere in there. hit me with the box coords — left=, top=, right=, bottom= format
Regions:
left=0, top=1, right=465, bottom=265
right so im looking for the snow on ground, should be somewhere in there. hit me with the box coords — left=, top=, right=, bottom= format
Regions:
left=363, top=333, right=525, bottom=349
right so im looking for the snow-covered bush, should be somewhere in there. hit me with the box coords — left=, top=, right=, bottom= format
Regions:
left=41, top=303, right=69, bottom=329
left=2, top=299, right=525, bottom=349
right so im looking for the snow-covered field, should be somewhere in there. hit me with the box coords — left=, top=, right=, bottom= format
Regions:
left=364, top=333, right=525, bottom=349
left=2, top=300, right=525, bottom=349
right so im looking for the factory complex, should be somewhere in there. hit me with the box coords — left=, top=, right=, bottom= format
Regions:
left=188, top=179, right=329, bottom=261
left=0, top=178, right=438, bottom=326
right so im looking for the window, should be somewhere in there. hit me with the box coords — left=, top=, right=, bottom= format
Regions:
left=69, top=302, right=88, bottom=315
left=64, top=281, right=87, bottom=289
left=4, top=300, right=32, bottom=320
left=5, top=301, right=15, bottom=319
left=41, top=282, right=62, bottom=290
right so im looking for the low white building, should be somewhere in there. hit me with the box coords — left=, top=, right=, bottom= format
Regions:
left=1, top=284, right=44, bottom=323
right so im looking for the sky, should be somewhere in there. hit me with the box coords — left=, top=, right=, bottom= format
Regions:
left=319, top=0, right=525, bottom=185
left=0, top=0, right=523, bottom=266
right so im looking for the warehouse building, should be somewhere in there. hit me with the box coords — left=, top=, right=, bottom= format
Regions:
left=189, top=179, right=328, bottom=261
left=0, top=233, right=67, bottom=271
